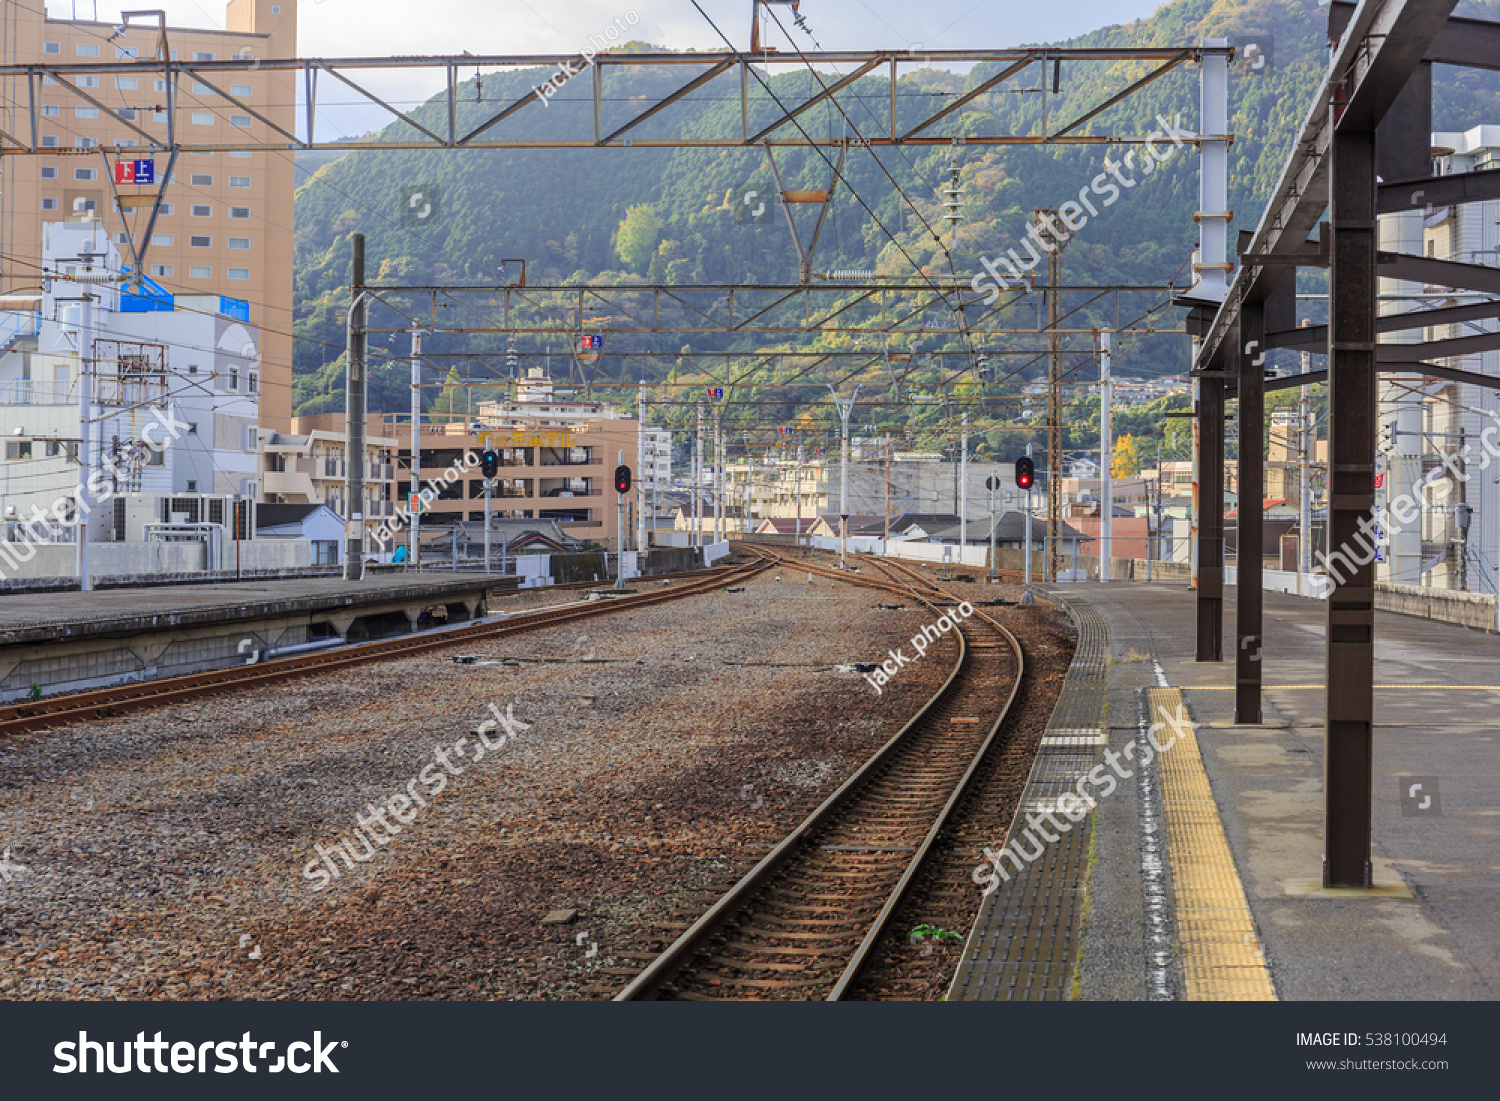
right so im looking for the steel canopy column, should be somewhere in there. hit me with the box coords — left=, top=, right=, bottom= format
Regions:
left=1324, top=125, right=1378, bottom=889
left=1236, top=302, right=1265, bottom=722
left=1196, top=366, right=1225, bottom=661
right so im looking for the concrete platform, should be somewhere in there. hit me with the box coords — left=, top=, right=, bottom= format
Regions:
left=1062, top=581, right=1500, bottom=1001
left=0, top=572, right=516, bottom=701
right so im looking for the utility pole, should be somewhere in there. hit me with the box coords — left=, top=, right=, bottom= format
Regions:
left=694, top=404, right=704, bottom=549
left=72, top=280, right=96, bottom=591
left=987, top=474, right=999, bottom=582
left=795, top=445, right=803, bottom=549
left=484, top=471, right=492, bottom=573
left=828, top=383, right=862, bottom=569
left=637, top=382, right=646, bottom=554
left=884, top=439, right=891, bottom=547
left=1037, top=208, right=1071, bottom=583
left=1299, top=336, right=1313, bottom=580
left=960, top=412, right=969, bottom=559
left=1100, top=330, right=1112, bottom=584
left=344, top=233, right=366, bottom=580
left=409, top=327, right=424, bottom=572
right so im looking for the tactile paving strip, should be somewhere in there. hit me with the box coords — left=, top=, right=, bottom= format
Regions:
left=1147, top=686, right=1277, bottom=1001
left=947, top=590, right=1106, bottom=1001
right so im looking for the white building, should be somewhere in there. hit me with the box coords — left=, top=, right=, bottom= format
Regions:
left=0, top=214, right=260, bottom=545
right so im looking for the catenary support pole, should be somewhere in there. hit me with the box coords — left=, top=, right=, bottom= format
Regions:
left=409, top=327, right=424, bottom=572
left=1196, top=366, right=1225, bottom=662
left=1100, top=331, right=1112, bottom=583
left=1236, top=302, right=1265, bottom=723
left=343, top=233, right=366, bottom=580
left=1324, top=124, right=1377, bottom=889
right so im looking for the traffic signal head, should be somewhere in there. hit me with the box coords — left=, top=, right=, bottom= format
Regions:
left=614, top=464, right=632, bottom=494
left=480, top=448, right=499, bottom=479
left=1015, top=455, right=1035, bottom=490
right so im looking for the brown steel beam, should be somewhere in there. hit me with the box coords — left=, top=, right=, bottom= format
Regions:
left=1196, top=367, right=1225, bottom=662
left=1324, top=126, right=1377, bottom=890
left=1236, top=301, right=1265, bottom=723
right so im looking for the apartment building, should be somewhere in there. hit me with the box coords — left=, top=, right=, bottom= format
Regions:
left=0, top=0, right=297, bottom=432
left=260, top=413, right=398, bottom=524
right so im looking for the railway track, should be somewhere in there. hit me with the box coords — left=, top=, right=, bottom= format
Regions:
left=615, top=552, right=1027, bottom=1001
left=0, top=551, right=776, bottom=739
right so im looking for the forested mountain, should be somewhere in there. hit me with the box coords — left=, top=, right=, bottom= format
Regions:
left=288, top=0, right=1500, bottom=457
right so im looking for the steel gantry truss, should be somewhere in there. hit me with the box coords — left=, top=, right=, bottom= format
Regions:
left=0, top=45, right=1229, bottom=154
left=1192, top=0, right=1500, bottom=888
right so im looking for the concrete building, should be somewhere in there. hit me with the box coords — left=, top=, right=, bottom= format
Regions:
left=0, top=0, right=298, bottom=432
left=0, top=216, right=261, bottom=545
left=727, top=456, right=1021, bottom=523
left=259, top=413, right=398, bottom=523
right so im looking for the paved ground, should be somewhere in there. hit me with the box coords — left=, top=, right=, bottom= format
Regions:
left=1070, top=581, right=1500, bottom=1001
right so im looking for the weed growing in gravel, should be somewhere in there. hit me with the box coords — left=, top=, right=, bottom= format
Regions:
left=302, top=702, right=531, bottom=891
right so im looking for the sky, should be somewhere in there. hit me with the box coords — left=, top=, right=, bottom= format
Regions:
left=43, top=1, right=1170, bottom=134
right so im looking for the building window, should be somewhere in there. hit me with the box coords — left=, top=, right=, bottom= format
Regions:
left=118, top=108, right=137, bottom=121
left=40, top=135, right=57, bottom=147
left=154, top=79, right=168, bottom=92
left=189, top=235, right=211, bottom=248
left=77, top=75, right=99, bottom=88
left=158, top=203, right=173, bottom=216
left=191, top=112, right=213, bottom=126
left=229, top=150, right=251, bottom=159
left=228, top=237, right=250, bottom=249
left=311, top=540, right=338, bottom=566
left=43, top=41, right=60, bottom=54
left=115, top=77, right=138, bottom=90
left=191, top=204, right=212, bottom=217
left=188, top=266, right=210, bottom=279
left=40, top=165, right=57, bottom=178
left=229, top=366, right=239, bottom=390
left=193, top=51, right=215, bottom=62
left=6, top=441, right=32, bottom=459
left=244, top=426, right=257, bottom=451
left=45, top=440, right=62, bottom=457
left=228, top=267, right=250, bottom=280
left=229, top=175, right=251, bottom=188
left=151, top=264, right=173, bottom=277
left=190, top=173, right=213, bottom=186
left=77, top=43, right=100, bottom=57
left=152, top=234, right=173, bottom=246
left=230, top=115, right=251, bottom=128
left=75, top=106, right=98, bottom=118
left=248, top=372, right=258, bottom=394
left=41, top=197, right=57, bottom=210
left=191, top=81, right=212, bottom=94
left=229, top=206, right=250, bottom=220
left=74, top=167, right=97, bottom=180
left=186, top=480, right=197, bottom=492
left=41, top=104, right=58, bottom=117
left=115, top=46, right=138, bottom=60
left=231, top=84, right=253, bottom=98
left=187, top=423, right=198, bottom=435
left=272, top=5, right=282, bottom=13
left=152, top=109, right=167, bottom=123
left=74, top=137, right=97, bottom=148
left=114, top=232, right=129, bottom=245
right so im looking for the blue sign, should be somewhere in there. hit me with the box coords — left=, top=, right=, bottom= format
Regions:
left=708, top=387, right=724, bottom=400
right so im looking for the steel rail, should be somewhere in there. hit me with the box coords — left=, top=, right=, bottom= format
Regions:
left=615, top=549, right=1024, bottom=1001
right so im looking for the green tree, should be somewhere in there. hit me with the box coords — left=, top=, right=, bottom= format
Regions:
left=615, top=203, right=664, bottom=273
left=430, top=365, right=468, bottom=419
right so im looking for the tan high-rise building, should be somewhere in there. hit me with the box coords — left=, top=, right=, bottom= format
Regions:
left=0, top=0, right=296, bottom=431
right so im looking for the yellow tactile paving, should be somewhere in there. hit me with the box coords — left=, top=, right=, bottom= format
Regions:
left=1147, top=687, right=1277, bottom=1001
